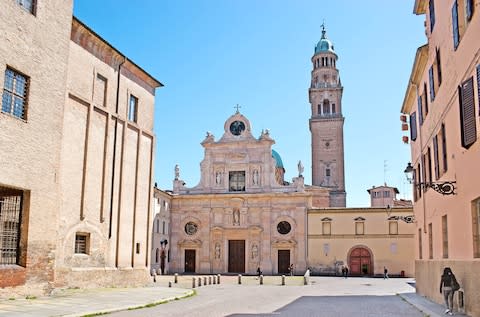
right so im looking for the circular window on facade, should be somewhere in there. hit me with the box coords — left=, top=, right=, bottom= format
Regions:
left=277, top=221, right=291, bottom=235
left=184, top=222, right=198, bottom=235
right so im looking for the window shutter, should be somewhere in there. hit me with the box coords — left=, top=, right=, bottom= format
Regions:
left=418, top=95, right=424, bottom=126
left=466, top=0, right=474, bottom=21
left=410, top=112, right=417, bottom=141
left=429, top=0, right=435, bottom=32
left=452, top=1, right=460, bottom=49
left=423, top=83, right=429, bottom=115
left=429, top=66, right=435, bottom=101
left=477, top=65, right=480, bottom=114
left=459, top=77, right=477, bottom=148
left=441, top=123, right=448, bottom=173
left=433, top=135, right=439, bottom=180
left=436, top=48, right=442, bottom=85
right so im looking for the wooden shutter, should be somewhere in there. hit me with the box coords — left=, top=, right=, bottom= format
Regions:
left=423, top=83, right=429, bottom=115
left=410, top=112, right=417, bottom=141
left=429, top=66, right=435, bottom=101
left=418, top=96, right=424, bottom=125
left=452, top=1, right=460, bottom=49
left=433, top=135, right=439, bottom=180
left=436, top=48, right=442, bottom=85
left=477, top=65, right=480, bottom=114
left=429, top=0, right=435, bottom=31
left=441, top=123, right=448, bottom=173
left=459, top=77, right=476, bottom=148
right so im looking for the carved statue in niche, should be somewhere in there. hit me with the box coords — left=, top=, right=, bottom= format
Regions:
left=233, top=208, right=240, bottom=226
left=251, top=243, right=258, bottom=259
left=215, top=171, right=222, bottom=185
left=252, top=169, right=259, bottom=185
left=215, top=242, right=221, bottom=259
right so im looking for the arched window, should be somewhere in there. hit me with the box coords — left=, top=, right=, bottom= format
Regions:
left=332, top=103, right=336, bottom=114
left=318, top=104, right=321, bottom=115
left=323, top=99, right=330, bottom=115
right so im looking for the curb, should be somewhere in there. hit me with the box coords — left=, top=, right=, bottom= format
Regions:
left=63, top=289, right=195, bottom=317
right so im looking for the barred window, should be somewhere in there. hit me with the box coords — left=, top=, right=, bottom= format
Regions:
left=229, top=171, right=245, bottom=192
left=2, top=68, right=29, bottom=120
left=17, top=0, right=36, bottom=14
left=0, top=192, right=23, bottom=265
left=75, top=233, right=89, bottom=254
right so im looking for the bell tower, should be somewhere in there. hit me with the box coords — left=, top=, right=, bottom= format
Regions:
left=309, top=25, right=346, bottom=207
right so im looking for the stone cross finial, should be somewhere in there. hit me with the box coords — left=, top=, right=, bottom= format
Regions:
left=234, top=104, right=241, bottom=113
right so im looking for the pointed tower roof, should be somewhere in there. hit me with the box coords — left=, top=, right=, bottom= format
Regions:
left=314, top=24, right=336, bottom=55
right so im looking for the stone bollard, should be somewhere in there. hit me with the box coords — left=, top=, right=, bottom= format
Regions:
left=238, top=274, right=242, bottom=284
left=217, top=274, right=221, bottom=284
left=198, top=277, right=202, bottom=287
left=213, top=275, right=217, bottom=284
left=174, top=273, right=178, bottom=284
left=209, top=276, right=212, bottom=285
left=192, top=277, right=196, bottom=288
left=168, top=281, right=172, bottom=288
left=260, top=275, right=263, bottom=285
left=203, top=276, right=207, bottom=285
left=282, top=275, right=285, bottom=285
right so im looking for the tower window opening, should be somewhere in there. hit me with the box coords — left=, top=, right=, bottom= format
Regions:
left=323, top=100, right=330, bottom=115
left=332, top=103, right=336, bottom=114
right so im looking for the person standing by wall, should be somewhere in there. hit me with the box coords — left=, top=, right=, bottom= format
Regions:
left=440, top=267, right=459, bottom=315
left=383, top=266, right=389, bottom=279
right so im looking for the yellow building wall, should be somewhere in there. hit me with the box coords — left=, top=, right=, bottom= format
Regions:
left=307, top=207, right=415, bottom=277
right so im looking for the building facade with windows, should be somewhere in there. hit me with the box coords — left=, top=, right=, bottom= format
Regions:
left=151, top=187, right=171, bottom=275
left=307, top=205, right=415, bottom=277
left=401, top=0, right=479, bottom=315
left=169, top=111, right=330, bottom=275
left=0, top=0, right=161, bottom=294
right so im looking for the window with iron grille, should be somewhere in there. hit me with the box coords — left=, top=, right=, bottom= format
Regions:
left=2, top=68, right=29, bottom=120
left=75, top=233, right=89, bottom=254
left=17, top=0, right=36, bottom=15
left=0, top=194, right=23, bottom=265
left=229, top=171, right=245, bottom=192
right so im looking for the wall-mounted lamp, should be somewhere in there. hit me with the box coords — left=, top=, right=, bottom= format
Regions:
left=386, top=204, right=415, bottom=223
left=404, top=162, right=456, bottom=195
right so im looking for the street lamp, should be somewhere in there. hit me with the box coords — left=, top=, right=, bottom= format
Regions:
left=386, top=204, right=415, bottom=223
left=404, top=162, right=456, bottom=195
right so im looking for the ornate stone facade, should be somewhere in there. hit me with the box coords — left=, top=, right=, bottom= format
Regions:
left=170, top=112, right=330, bottom=274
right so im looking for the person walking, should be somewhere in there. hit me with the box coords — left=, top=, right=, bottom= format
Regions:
left=289, top=264, right=294, bottom=276
left=383, top=266, right=389, bottom=279
left=440, top=267, right=459, bottom=315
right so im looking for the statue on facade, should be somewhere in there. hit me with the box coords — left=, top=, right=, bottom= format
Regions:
left=251, top=243, right=258, bottom=259
left=233, top=208, right=240, bottom=226
left=297, top=160, right=304, bottom=177
left=174, top=164, right=180, bottom=180
left=215, top=243, right=221, bottom=259
left=215, top=171, right=222, bottom=185
left=252, top=169, right=259, bottom=185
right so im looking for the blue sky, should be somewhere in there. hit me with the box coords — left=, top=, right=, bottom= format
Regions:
left=73, top=1, right=425, bottom=207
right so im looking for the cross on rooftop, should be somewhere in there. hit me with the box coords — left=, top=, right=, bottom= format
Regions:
left=234, top=104, right=241, bottom=113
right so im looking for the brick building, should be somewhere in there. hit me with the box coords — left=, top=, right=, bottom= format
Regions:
left=0, top=0, right=161, bottom=295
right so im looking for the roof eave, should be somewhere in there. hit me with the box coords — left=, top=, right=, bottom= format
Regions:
left=401, top=44, right=428, bottom=114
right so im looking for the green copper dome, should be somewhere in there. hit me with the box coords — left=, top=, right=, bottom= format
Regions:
left=271, top=149, right=284, bottom=168
left=314, top=27, right=335, bottom=55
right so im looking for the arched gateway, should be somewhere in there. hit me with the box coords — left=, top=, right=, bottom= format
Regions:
left=348, top=246, right=373, bottom=276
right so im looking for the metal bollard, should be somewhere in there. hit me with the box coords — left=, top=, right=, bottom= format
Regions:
left=168, top=281, right=172, bottom=288
left=198, top=277, right=202, bottom=287
left=203, top=276, right=207, bottom=285
left=192, top=277, right=196, bottom=288
left=238, top=274, right=242, bottom=284
left=217, top=274, right=221, bottom=284
left=209, top=276, right=212, bottom=285
left=174, top=273, right=178, bottom=283
left=260, top=275, right=263, bottom=285
left=282, top=275, right=285, bottom=285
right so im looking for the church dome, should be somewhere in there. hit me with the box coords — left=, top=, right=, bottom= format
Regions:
left=314, top=27, right=335, bottom=55
left=271, top=149, right=284, bottom=168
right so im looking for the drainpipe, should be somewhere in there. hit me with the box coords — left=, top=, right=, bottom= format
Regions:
left=108, top=57, right=126, bottom=238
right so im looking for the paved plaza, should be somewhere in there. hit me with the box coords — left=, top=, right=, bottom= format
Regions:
left=0, top=276, right=470, bottom=317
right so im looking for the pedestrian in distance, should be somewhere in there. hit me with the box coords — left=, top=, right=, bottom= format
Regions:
left=383, top=266, right=389, bottom=279
left=289, top=263, right=294, bottom=276
left=256, top=267, right=262, bottom=279
left=440, top=267, right=460, bottom=315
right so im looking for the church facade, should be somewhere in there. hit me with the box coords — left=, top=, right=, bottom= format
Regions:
left=169, top=112, right=330, bottom=274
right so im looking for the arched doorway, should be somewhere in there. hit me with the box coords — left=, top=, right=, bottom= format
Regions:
left=348, top=246, right=373, bottom=276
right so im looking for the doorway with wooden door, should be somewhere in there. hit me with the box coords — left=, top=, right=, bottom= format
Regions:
left=184, top=249, right=196, bottom=273
left=278, top=250, right=290, bottom=274
left=228, top=240, right=245, bottom=273
left=348, top=246, right=373, bottom=276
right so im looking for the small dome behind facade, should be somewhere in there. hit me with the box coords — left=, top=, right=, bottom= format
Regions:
left=271, top=149, right=284, bottom=168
